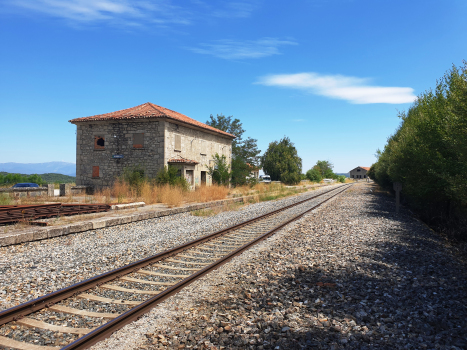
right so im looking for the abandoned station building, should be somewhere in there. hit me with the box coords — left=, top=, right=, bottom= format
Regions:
left=349, top=166, right=370, bottom=179
left=69, top=102, right=235, bottom=188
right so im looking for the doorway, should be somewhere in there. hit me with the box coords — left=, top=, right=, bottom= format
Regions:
left=185, top=170, right=194, bottom=186
left=201, top=171, right=206, bottom=185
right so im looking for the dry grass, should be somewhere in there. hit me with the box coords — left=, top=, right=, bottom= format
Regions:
left=1, top=178, right=323, bottom=209
left=92, top=181, right=230, bottom=208
left=192, top=202, right=243, bottom=217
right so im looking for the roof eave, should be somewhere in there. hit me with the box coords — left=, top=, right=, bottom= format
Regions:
left=69, top=115, right=236, bottom=139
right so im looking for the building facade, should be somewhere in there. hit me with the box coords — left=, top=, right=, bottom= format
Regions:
left=349, top=166, right=370, bottom=179
left=69, top=102, right=235, bottom=188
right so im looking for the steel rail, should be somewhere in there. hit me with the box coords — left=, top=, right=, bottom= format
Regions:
left=64, top=183, right=351, bottom=350
left=0, top=184, right=351, bottom=349
left=0, top=185, right=346, bottom=326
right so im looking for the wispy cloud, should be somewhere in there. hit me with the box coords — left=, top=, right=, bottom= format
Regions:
left=212, top=1, right=259, bottom=18
left=6, top=0, right=189, bottom=26
left=4, top=0, right=260, bottom=27
left=256, top=72, right=417, bottom=104
left=187, top=38, right=297, bottom=60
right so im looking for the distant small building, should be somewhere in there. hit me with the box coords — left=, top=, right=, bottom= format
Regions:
left=69, top=102, right=236, bottom=188
left=349, top=166, right=370, bottom=179
left=247, top=163, right=260, bottom=180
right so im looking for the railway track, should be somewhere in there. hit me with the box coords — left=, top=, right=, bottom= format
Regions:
left=0, top=184, right=352, bottom=350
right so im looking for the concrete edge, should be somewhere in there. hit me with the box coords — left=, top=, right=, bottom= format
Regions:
left=0, top=195, right=248, bottom=247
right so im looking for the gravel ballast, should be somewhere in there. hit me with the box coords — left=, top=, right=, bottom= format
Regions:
left=0, top=185, right=341, bottom=312
left=89, top=183, right=467, bottom=350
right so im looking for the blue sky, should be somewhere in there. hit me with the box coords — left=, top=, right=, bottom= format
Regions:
left=0, top=0, right=466, bottom=173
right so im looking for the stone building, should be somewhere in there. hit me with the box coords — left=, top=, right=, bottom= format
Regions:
left=69, top=102, right=235, bottom=188
left=349, top=166, right=370, bottom=179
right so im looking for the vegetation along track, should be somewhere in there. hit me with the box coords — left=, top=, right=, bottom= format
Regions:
left=0, top=184, right=352, bottom=350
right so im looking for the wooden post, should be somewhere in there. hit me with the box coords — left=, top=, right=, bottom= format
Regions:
left=393, top=182, right=402, bottom=213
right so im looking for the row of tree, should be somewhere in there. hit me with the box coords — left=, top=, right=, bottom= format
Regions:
left=206, top=115, right=343, bottom=185
left=0, top=173, right=44, bottom=186
left=368, top=62, right=467, bottom=240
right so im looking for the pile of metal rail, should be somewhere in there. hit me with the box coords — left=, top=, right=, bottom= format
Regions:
left=0, top=203, right=111, bottom=224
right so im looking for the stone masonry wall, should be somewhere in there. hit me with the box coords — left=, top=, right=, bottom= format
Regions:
left=164, top=121, right=232, bottom=187
left=75, top=120, right=164, bottom=187
left=349, top=167, right=368, bottom=179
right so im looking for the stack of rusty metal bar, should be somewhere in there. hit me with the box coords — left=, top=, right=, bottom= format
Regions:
left=0, top=203, right=111, bottom=224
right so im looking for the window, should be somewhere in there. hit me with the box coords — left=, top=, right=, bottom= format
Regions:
left=357, top=168, right=361, bottom=172
left=133, top=133, right=144, bottom=149
left=92, top=166, right=100, bottom=178
left=94, top=136, right=105, bottom=150
left=200, top=140, right=207, bottom=156
left=174, top=134, right=181, bottom=151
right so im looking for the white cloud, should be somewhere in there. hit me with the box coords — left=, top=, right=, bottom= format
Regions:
left=6, top=0, right=188, bottom=25
left=4, top=0, right=259, bottom=27
left=188, top=38, right=297, bottom=60
left=256, top=72, right=417, bottom=104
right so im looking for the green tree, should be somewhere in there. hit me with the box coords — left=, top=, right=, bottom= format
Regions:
left=370, top=62, right=467, bottom=239
left=207, top=153, right=231, bottom=185
left=314, top=160, right=334, bottom=178
left=306, top=168, right=322, bottom=183
left=206, top=114, right=261, bottom=186
left=261, top=137, right=302, bottom=185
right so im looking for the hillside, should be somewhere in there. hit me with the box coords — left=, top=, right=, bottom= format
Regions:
left=0, top=172, right=76, bottom=184
left=0, top=162, right=75, bottom=176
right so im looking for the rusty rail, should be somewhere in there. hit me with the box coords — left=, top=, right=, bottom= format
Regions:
left=0, top=184, right=351, bottom=349
left=0, top=203, right=110, bottom=224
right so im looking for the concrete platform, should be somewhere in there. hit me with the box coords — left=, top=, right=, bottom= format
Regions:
left=0, top=183, right=337, bottom=247
left=0, top=196, right=247, bottom=247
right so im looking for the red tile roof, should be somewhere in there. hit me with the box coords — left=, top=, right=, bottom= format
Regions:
left=168, top=157, right=198, bottom=165
left=361, top=167, right=370, bottom=171
left=69, top=102, right=236, bottom=138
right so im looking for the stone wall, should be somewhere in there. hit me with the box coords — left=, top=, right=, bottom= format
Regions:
left=349, top=167, right=368, bottom=179
left=75, top=120, right=165, bottom=187
left=164, top=121, right=232, bottom=187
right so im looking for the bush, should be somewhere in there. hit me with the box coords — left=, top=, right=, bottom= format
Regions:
left=337, top=175, right=346, bottom=183
left=306, top=168, right=322, bottom=183
left=207, top=153, right=231, bottom=185
left=121, top=165, right=145, bottom=188
left=280, top=171, right=301, bottom=185
left=155, top=166, right=189, bottom=189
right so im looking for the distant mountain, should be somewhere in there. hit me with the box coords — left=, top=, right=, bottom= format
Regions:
left=0, top=162, right=76, bottom=176
left=336, top=173, right=350, bottom=177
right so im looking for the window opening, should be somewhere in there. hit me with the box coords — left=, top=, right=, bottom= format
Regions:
left=175, top=134, right=181, bottom=151
left=92, top=166, right=100, bottom=178
left=94, top=136, right=105, bottom=150
left=133, top=133, right=144, bottom=149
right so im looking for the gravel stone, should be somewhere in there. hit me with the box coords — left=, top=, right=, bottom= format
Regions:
left=0, top=185, right=339, bottom=312
left=88, top=183, right=467, bottom=350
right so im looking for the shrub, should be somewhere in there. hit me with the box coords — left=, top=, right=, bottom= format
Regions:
left=207, top=153, right=231, bottom=185
left=337, top=175, right=346, bottom=183
left=306, top=168, right=322, bottom=183
left=280, top=171, right=301, bottom=185
left=155, top=166, right=189, bottom=189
